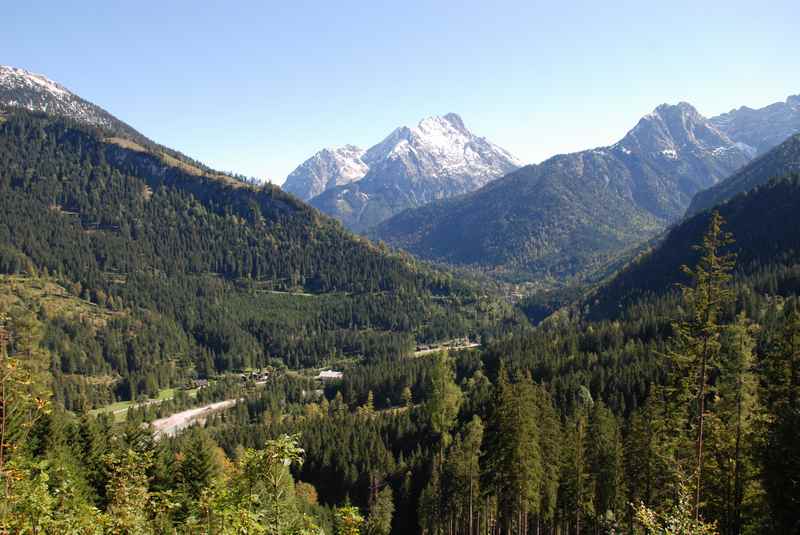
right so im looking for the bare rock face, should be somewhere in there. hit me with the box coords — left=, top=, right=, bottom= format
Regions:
left=709, top=94, right=800, bottom=155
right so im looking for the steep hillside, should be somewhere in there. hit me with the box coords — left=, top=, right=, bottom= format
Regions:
left=589, top=171, right=800, bottom=319
left=0, top=64, right=237, bottom=183
left=687, top=133, right=800, bottom=215
left=0, top=65, right=146, bottom=142
left=373, top=103, right=750, bottom=282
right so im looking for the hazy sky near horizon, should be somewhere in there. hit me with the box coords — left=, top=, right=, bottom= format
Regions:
left=5, top=1, right=799, bottom=183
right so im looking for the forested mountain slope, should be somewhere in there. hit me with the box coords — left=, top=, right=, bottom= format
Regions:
left=589, top=171, right=800, bottom=319
left=0, top=108, right=520, bottom=409
left=687, top=133, right=800, bottom=215
left=2, top=65, right=239, bottom=183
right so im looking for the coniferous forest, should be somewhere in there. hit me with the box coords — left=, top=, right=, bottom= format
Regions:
left=1, top=103, right=800, bottom=533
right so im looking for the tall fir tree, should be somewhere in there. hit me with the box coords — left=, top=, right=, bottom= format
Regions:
left=667, top=210, right=735, bottom=519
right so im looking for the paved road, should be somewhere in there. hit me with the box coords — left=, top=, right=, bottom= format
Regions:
left=151, top=399, right=239, bottom=438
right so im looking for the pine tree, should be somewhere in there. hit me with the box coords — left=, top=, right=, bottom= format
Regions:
left=418, top=460, right=443, bottom=535
left=625, top=399, right=675, bottom=529
left=178, top=429, right=221, bottom=501
left=560, top=411, right=591, bottom=535
left=534, top=386, right=561, bottom=532
left=441, top=415, right=483, bottom=534
left=103, top=448, right=154, bottom=534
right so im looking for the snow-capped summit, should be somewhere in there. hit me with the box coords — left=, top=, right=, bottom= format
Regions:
left=0, top=65, right=145, bottom=142
left=288, top=113, right=522, bottom=231
left=0, top=66, right=71, bottom=98
left=361, top=113, right=522, bottom=183
left=283, top=145, right=369, bottom=201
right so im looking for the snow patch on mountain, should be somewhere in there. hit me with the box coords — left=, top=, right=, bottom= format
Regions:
left=709, top=94, right=800, bottom=155
left=282, top=145, right=369, bottom=201
left=0, top=65, right=144, bottom=142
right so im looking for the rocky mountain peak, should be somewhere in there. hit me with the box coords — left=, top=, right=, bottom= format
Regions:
left=282, top=145, right=369, bottom=201
left=621, top=101, right=735, bottom=158
left=0, top=66, right=71, bottom=98
left=285, top=113, right=521, bottom=219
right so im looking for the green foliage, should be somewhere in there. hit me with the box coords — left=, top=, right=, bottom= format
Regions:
left=482, top=365, right=543, bottom=532
left=423, top=352, right=462, bottom=445
left=664, top=211, right=735, bottom=517
left=586, top=402, right=625, bottom=524
left=335, top=504, right=364, bottom=535
left=758, top=307, right=800, bottom=533
left=3, top=109, right=800, bottom=534
left=364, top=486, right=394, bottom=535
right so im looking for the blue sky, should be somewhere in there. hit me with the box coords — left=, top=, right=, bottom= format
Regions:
left=5, top=0, right=799, bottom=183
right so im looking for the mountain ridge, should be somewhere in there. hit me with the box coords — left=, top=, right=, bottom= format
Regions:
left=687, top=133, right=800, bottom=215
left=709, top=93, right=800, bottom=155
left=372, top=101, right=752, bottom=283
left=0, top=65, right=148, bottom=143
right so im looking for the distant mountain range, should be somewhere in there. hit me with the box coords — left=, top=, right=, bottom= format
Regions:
left=588, top=136, right=800, bottom=319
left=370, top=102, right=755, bottom=282
left=709, top=94, right=800, bottom=155
left=282, top=144, right=370, bottom=201
left=688, top=133, right=800, bottom=215
left=371, top=95, right=800, bottom=283
left=7, top=62, right=797, bottom=290
left=0, top=65, right=229, bottom=180
left=283, top=113, right=522, bottom=232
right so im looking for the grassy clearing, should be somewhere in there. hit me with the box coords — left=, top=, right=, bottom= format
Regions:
left=103, top=136, right=247, bottom=189
left=104, top=136, right=147, bottom=152
left=90, top=386, right=199, bottom=422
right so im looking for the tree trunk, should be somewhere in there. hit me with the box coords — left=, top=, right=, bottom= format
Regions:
left=695, top=335, right=710, bottom=521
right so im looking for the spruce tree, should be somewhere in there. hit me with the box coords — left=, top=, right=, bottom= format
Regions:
left=668, top=210, right=735, bottom=519
left=759, top=307, right=800, bottom=532
left=705, top=313, right=760, bottom=534
left=586, top=401, right=625, bottom=530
